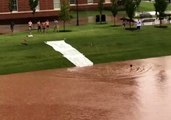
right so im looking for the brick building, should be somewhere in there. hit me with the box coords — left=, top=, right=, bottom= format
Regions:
left=0, top=0, right=111, bottom=24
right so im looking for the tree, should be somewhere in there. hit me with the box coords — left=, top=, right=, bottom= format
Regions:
left=29, top=0, right=39, bottom=16
left=98, top=0, right=105, bottom=23
left=8, top=0, right=16, bottom=33
left=76, top=0, right=79, bottom=26
left=9, top=0, right=15, bottom=12
left=60, top=0, right=71, bottom=31
left=125, top=0, right=137, bottom=28
left=111, top=0, right=118, bottom=26
left=135, top=0, right=141, bottom=11
left=154, top=0, right=168, bottom=26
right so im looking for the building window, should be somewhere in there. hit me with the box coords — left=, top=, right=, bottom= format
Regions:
left=36, top=1, right=40, bottom=11
left=70, top=0, right=75, bottom=4
left=88, top=0, right=94, bottom=4
left=13, top=0, right=18, bottom=11
left=54, top=0, right=61, bottom=10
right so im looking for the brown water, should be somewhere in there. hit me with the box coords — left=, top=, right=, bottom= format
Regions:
left=0, top=56, right=171, bottom=120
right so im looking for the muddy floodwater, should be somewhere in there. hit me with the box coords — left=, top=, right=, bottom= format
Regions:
left=1, top=56, right=171, bottom=120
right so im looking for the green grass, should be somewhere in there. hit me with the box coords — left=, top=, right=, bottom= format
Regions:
left=70, top=2, right=171, bottom=19
left=1, top=24, right=171, bottom=75
left=139, top=1, right=171, bottom=12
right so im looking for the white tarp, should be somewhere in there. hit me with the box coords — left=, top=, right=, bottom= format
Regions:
left=45, top=40, right=93, bottom=67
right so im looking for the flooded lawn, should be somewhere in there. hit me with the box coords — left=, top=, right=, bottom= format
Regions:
left=0, top=55, right=171, bottom=120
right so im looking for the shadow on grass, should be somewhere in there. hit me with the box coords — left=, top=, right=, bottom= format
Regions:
left=59, top=30, right=72, bottom=32
left=0, top=32, right=9, bottom=35
left=110, top=25, right=122, bottom=27
left=95, top=22, right=107, bottom=25
left=125, top=27, right=137, bottom=31
left=154, top=25, right=168, bottom=28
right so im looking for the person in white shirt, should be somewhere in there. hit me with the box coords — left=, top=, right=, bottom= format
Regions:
left=54, top=19, right=59, bottom=32
left=28, top=20, right=33, bottom=34
left=136, top=19, right=142, bottom=30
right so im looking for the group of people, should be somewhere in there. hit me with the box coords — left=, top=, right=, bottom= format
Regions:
left=28, top=19, right=59, bottom=34
left=122, top=19, right=142, bottom=30
left=10, top=18, right=142, bottom=35
left=36, top=20, right=50, bottom=33
left=9, top=19, right=60, bottom=45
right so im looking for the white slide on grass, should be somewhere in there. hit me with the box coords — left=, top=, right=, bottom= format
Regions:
left=45, top=40, right=93, bottom=67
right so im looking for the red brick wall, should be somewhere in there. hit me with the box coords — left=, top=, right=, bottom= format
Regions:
left=0, top=10, right=59, bottom=20
left=18, top=0, right=30, bottom=11
left=0, top=0, right=9, bottom=12
left=40, top=0, right=54, bottom=10
left=78, top=0, right=87, bottom=4
left=0, top=0, right=108, bottom=21
left=0, top=0, right=102, bottom=12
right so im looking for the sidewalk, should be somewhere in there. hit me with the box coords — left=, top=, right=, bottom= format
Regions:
left=0, top=24, right=28, bottom=34
left=0, top=16, right=116, bottom=34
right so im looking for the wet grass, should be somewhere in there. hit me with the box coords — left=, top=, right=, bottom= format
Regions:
left=1, top=24, right=171, bottom=74
left=139, top=1, right=171, bottom=12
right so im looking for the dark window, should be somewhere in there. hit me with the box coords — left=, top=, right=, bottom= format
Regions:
left=70, top=0, right=75, bottom=4
left=13, top=0, right=18, bottom=11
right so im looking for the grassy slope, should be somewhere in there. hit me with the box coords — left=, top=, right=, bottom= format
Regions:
left=1, top=24, right=171, bottom=75
left=139, top=1, right=171, bottom=12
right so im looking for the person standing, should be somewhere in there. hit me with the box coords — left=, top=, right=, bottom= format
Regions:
left=122, top=20, right=126, bottom=29
left=136, top=19, right=142, bottom=30
left=42, top=22, right=46, bottom=33
left=54, top=19, right=59, bottom=32
left=28, top=20, right=33, bottom=34
left=10, top=21, right=15, bottom=33
left=37, top=20, right=41, bottom=32
left=45, top=20, right=50, bottom=32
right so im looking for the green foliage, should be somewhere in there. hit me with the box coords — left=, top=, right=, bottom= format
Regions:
left=60, top=0, right=71, bottom=31
left=135, top=0, right=141, bottom=9
left=97, top=0, right=105, bottom=23
left=29, top=0, right=39, bottom=15
left=154, top=0, right=168, bottom=26
left=139, top=1, right=171, bottom=12
left=139, top=2, right=155, bottom=12
left=111, top=0, right=118, bottom=17
left=98, top=0, right=105, bottom=15
left=154, top=0, right=168, bottom=18
left=111, top=0, right=118, bottom=25
left=8, top=0, right=15, bottom=12
left=125, top=0, right=142, bottom=21
left=125, top=0, right=136, bottom=20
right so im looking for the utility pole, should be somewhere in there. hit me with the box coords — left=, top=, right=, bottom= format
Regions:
left=76, top=0, right=79, bottom=26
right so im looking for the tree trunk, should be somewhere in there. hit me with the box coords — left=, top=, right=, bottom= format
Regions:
left=159, top=13, right=162, bottom=26
left=129, top=21, right=131, bottom=28
left=160, top=19, right=162, bottom=26
left=63, top=21, right=66, bottom=31
left=32, top=13, right=35, bottom=29
left=100, top=12, right=102, bottom=24
left=114, top=16, right=116, bottom=26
